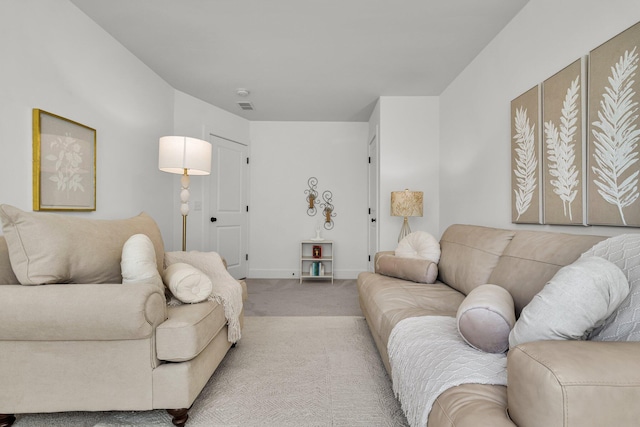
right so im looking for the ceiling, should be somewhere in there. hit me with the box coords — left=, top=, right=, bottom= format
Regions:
left=70, top=0, right=528, bottom=122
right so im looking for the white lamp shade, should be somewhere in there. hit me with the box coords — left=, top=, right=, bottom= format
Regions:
left=158, top=136, right=212, bottom=175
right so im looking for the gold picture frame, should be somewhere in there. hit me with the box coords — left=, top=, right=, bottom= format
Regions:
left=33, top=109, right=96, bottom=211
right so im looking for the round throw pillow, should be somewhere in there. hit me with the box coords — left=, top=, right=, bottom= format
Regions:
left=456, top=284, right=515, bottom=353
left=162, top=262, right=213, bottom=304
left=395, top=231, right=441, bottom=262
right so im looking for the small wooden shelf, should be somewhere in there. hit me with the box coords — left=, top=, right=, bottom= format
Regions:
left=300, top=240, right=333, bottom=284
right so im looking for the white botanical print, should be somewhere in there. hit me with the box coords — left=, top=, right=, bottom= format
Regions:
left=545, top=76, right=580, bottom=221
left=513, top=106, right=538, bottom=220
left=45, top=132, right=86, bottom=195
left=591, top=46, right=640, bottom=225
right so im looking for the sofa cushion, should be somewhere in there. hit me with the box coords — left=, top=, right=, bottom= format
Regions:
left=456, top=284, right=515, bottom=353
left=121, top=234, right=164, bottom=291
left=509, top=256, right=629, bottom=348
left=581, top=234, right=640, bottom=341
left=0, top=204, right=164, bottom=285
left=376, top=254, right=438, bottom=284
left=488, top=230, right=606, bottom=315
left=156, top=299, right=227, bottom=362
left=438, top=224, right=515, bottom=296
left=357, top=271, right=465, bottom=352
left=395, top=231, right=441, bottom=262
left=162, top=262, right=213, bottom=303
left=0, top=237, right=18, bottom=285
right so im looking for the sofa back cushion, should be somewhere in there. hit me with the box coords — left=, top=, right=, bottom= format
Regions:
left=0, top=236, right=18, bottom=285
left=488, top=230, right=605, bottom=315
left=0, top=204, right=164, bottom=285
left=438, top=224, right=515, bottom=296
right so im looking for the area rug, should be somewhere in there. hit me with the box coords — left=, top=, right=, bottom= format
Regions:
left=15, top=316, right=408, bottom=427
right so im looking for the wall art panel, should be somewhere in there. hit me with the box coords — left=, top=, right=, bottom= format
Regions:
left=511, top=85, right=542, bottom=224
left=542, top=58, right=587, bottom=225
left=588, top=21, right=640, bottom=227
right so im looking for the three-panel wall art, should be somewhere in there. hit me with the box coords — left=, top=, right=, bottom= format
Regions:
left=511, top=21, right=640, bottom=227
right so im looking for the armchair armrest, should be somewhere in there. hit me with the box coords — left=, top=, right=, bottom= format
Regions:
left=507, top=340, right=640, bottom=427
left=0, top=283, right=166, bottom=341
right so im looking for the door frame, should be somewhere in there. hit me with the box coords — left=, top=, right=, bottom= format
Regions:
left=368, top=127, right=379, bottom=271
left=203, top=133, right=250, bottom=279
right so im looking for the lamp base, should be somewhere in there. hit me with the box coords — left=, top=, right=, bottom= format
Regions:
left=398, top=217, right=411, bottom=242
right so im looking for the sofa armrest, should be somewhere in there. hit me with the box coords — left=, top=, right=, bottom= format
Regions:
left=507, top=340, right=640, bottom=427
left=0, top=283, right=167, bottom=341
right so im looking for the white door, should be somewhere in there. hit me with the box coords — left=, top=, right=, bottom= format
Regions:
left=368, top=130, right=379, bottom=271
left=208, top=135, right=249, bottom=279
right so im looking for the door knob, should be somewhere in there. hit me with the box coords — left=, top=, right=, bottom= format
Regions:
left=210, top=217, right=217, bottom=222
left=371, top=218, right=377, bottom=223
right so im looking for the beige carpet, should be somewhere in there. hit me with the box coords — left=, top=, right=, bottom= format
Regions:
left=14, top=316, right=408, bottom=427
left=243, top=278, right=362, bottom=316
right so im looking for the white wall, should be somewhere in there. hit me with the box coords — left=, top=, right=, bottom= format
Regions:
left=249, top=121, right=369, bottom=279
left=376, top=97, right=440, bottom=248
left=169, top=91, right=251, bottom=251
left=0, top=0, right=175, bottom=239
left=440, top=0, right=640, bottom=237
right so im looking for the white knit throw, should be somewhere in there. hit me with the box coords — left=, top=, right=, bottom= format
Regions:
left=388, top=316, right=507, bottom=427
left=164, top=251, right=243, bottom=343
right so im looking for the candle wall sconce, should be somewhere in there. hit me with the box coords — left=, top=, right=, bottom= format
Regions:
left=320, top=190, right=336, bottom=230
left=304, top=178, right=336, bottom=229
left=305, top=177, right=318, bottom=216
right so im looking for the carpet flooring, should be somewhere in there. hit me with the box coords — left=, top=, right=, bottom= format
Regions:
left=244, top=278, right=362, bottom=316
left=14, top=280, right=409, bottom=426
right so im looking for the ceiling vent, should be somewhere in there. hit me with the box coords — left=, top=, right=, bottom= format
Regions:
left=237, top=101, right=254, bottom=111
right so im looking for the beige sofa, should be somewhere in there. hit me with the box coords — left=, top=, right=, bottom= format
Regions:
left=0, top=205, right=246, bottom=427
left=358, top=224, right=640, bottom=427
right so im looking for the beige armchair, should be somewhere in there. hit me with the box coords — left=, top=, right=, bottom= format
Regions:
left=0, top=205, right=245, bottom=426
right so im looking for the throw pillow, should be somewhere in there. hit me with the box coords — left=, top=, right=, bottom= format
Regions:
left=456, top=284, right=515, bottom=353
left=0, top=204, right=164, bottom=285
left=395, top=231, right=441, bottom=262
left=162, top=262, right=213, bottom=304
left=580, top=234, right=640, bottom=341
left=509, top=256, right=629, bottom=348
left=121, top=234, right=164, bottom=291
left=376, top=254, right=438, bottom=284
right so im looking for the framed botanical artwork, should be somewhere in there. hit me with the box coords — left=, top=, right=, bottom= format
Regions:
left=511, top=85, right=542, bottom=224
left=542, top=57, right=587, bottom=225
left=33, top=109, right=96, bottom=211
left=587, top=21, right=640, bottom=227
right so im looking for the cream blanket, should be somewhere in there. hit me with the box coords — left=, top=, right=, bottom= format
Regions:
left=165, top=251, right=243, bottom=343
left=388, top=316, right=507, bottom=427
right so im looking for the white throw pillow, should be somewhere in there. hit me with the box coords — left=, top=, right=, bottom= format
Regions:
left=509, top=256, right=630, bottom=348
left=121, top=234, right=164, bottom=291
left=395, top=231, right=441, bottom=263
left=457, top=284, right=515, bottom=353
left=162, top=262, right=213, bottom=304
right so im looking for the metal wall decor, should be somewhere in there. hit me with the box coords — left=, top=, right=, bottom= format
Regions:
left=320, top=190, right=335, bottom=230
left=305, top=177, right=318, bottom=215
left=304, top=177, right=336, bottom=229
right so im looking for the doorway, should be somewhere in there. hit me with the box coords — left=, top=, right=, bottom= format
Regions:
left=368, top=129, right=379, bottom=271
left=208, top=134, right=249, bottom=279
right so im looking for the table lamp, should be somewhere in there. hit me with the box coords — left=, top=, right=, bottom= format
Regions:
left=391, top=189, right=423, bottom=242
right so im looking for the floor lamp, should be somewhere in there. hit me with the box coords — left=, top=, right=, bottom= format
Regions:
left=159, top=136, right=212, bottom=251
left=391, top=189, right=423, bottom=242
